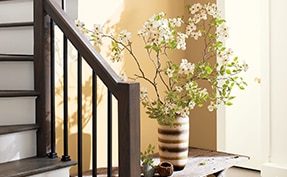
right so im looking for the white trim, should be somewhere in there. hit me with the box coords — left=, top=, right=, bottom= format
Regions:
left=261, top=163, right=287, bottom=177
left=260, top=0, right=271, bottom=164
left=216, top=0, right=226, bottom=152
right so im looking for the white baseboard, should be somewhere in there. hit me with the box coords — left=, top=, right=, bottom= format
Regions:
left=261, top=163, right=287, bottom=177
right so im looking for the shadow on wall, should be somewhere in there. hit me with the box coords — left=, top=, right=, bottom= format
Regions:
left=54, top=1, right=126, bottom=173
left=55, top=58, right=106, bottom=174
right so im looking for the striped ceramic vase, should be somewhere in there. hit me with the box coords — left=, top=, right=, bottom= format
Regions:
left=158, top=115, right=189, bottom=171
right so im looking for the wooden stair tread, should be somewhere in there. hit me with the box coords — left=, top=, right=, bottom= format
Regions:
left=0, top=22, right=33, bottom=28
left=0, top=54, right=33, bottom=61
left=0, top=90, right=40, bottom=97
left=0, top=157, right=76, bottom=177
left=0, top=124, right=39, bottom=135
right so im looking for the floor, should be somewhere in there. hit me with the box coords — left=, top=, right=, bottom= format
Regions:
left=225, top=167, right=261, bottom=177
left=76, top=167, right=261, bottom=177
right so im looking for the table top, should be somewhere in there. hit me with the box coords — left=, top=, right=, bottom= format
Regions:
left=152, top=147, right=249, bottom=177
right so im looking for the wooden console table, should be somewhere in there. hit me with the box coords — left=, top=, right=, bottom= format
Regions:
left=152, top=147, right=249, bottom=177
left=80, top=147, right=249, bottom=177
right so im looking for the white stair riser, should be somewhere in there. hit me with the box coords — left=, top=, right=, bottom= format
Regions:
left=0, top=130, right=36, bottom=164
left=0, top=62, right=34, bottom=90
left=0, top=27, right=33, bottom=54
left=28, top=167, right=71, bottom=177
left=0, top=0, right=33, bottom=23
left=0, top=97, right=35, bottom=125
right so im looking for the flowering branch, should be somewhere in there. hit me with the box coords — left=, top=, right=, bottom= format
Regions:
left=76, top=2, right=248, bottom=125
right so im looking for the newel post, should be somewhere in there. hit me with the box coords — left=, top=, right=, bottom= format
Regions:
left=117, top=82, right=141, bottom=177
left=34, top=0, right=52, bottom=157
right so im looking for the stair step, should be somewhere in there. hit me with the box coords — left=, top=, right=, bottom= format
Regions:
left=0, top=22, right=33, bottom=28
left=0, top=90, right=39, bottom=97
left=0, top=157, right=76, bottom=177
left=0, top=62, right=34, bottom=90
left=0, top=0, right=33, bottom=24
left=0, top=124, right=39, bottom=135
left=0, top=96, right=35, bottom=125
left=0, top=25, right=33, bottom=54
left=0, top=54, right=33, bottom=61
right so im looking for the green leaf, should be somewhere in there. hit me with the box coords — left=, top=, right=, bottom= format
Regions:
left=226, top=102, right=233, bottom=106
left=205, top=65, right=213, bottom=75
left=228, top=96, right=235, bottom=100
left=239, top=86, right=245, bottom=90
left=226, top=69, right=231, bottom=74
left=145, top=45, right=152, bottom=49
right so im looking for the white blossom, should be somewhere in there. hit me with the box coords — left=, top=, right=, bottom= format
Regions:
left=188, top=101, right=196, bottom=109
left=75, top=19, right=85, bottom=28
left=169, top=17, right=183, bottom=28
left=225, top=48, right=233, bottom=56
left=119, top=30, right=131, bottom=43
left=199, top=10, right=207, bottom=20
left=217, top=25, right=229, bottom=39
left=93, top=24, right=103, bottom=33
left=189, top=3, right=203, bottom=14
left=166, top=68, right=174, bottom=78
left=207, top=101, right=217, bottom=112
left=91, top=24, right=103, bottom=46
left=218, top=49, right=233, bottom=64
left=185, top=82, right=194, bottom=91
left=190, top=31, right=202, bottom=40
left=176, top=33, right=188, bottom=50
left=242, top=61, right=249, bottom=72
left=200, top=88, right=208, bottom=97
left=179, top=59, right=195, bottom=75
left=204, top=3, right=219, bottom=18
left=140, top=87, right=148, bottom=101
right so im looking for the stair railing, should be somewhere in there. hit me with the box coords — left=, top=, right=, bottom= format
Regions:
left=33, top=0, right=141, bottom=176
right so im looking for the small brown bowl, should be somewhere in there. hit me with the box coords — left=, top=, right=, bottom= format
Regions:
left=157, top=161, right=174, bottom=177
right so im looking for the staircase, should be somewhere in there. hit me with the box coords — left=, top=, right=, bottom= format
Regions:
left=0, top=0, right=141, bottom=176
left=0, top=0, right=76, bottom=176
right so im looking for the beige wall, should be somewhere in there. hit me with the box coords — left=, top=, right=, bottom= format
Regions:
left=185, top=0, right=216, bottom=150
left=55, top=0, right=216, bottom=173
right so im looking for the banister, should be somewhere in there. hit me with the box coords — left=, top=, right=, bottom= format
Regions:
left=44, top=0, right=122, bottom=98
left=34, top=0, right=141, bottom=176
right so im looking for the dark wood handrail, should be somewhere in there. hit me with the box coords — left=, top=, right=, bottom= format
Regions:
left=44, top=0, right=122, bottom=98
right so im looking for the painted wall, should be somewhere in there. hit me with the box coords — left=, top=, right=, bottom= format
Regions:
left=55, top=0, right=217, bottom=173
left=185, top=0, right=216, bottom=151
